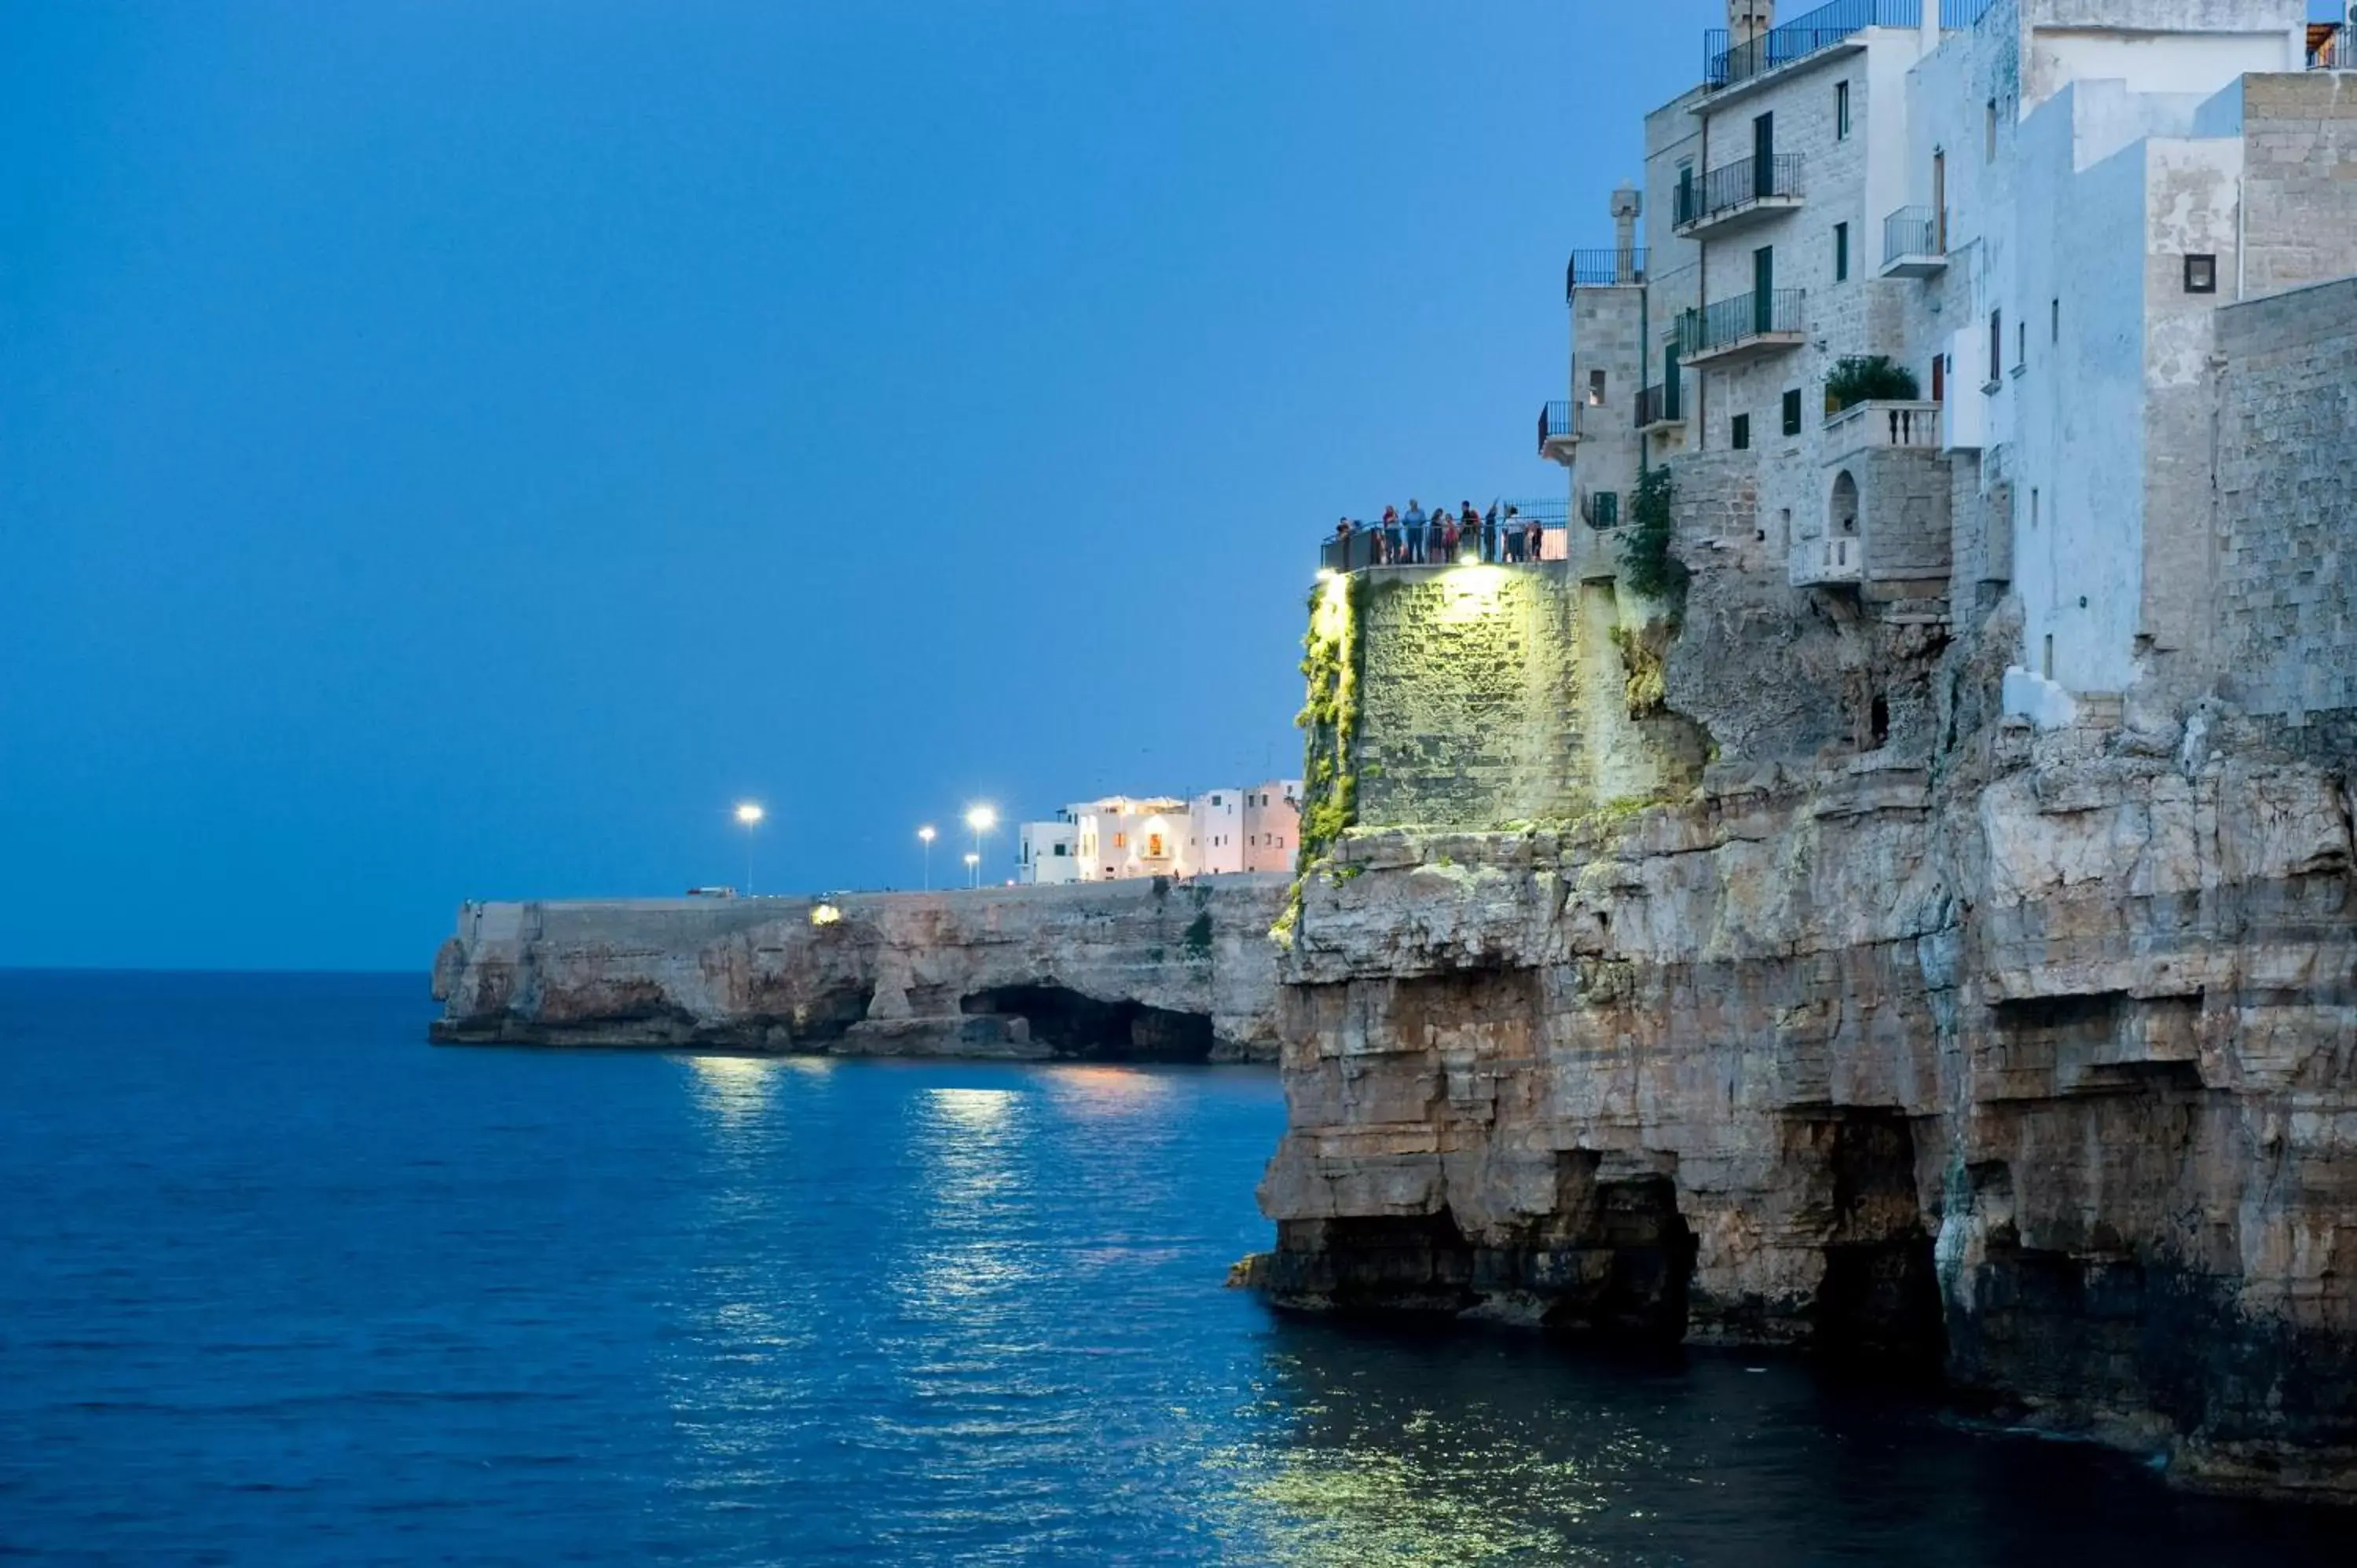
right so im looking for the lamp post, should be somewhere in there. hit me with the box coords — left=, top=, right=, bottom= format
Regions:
left=733, top=801, right=764, bottom=896
left=918, top=825, right=937, bottom=890
left=964, top=804, right=997, bottom=888
left=962, top=851, right=980, bottom=888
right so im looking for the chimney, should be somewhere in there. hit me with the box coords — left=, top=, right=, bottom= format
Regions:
left=1610, top=184, right=1641, bottom=284
left=1729, top=1, right=1773, bottom=48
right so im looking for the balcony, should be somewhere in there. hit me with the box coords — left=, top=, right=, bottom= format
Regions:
left=1676, top=289, right=1805, bottom=366
left=1823, top=399, right=1942, bottom=458
left=2311, top=23, right=2353, bottom=70
left=1673, top=156, right=1804, bottom=239
left=1636, top=380, right=1684, bottom=433
left=1794, top=533, right=1864, bottom=586
left=1567, top=247, right=1649, bottom=299
left=1540, top=399, right=1581, bottom=464
left=1703, top=0, right=1921, bottom=95
left=1880, top=207, right=1948, bottom=277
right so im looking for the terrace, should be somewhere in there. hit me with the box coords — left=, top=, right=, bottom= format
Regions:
left=1702, top=0, right=2000, bottom=97
left=1566, top=247, right=1649, bottom=299
left=1319, top=500, right=1569, bottom=573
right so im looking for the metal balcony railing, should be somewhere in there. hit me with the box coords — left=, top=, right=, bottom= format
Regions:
left=2312, top=24, right=2354, bottom=70
left=1540, top=400, right=1576, bottom=454
left=1676, top=289, right=1805, bottom=358
left=1636, top=381, right=1683, bottom=429
left=1703, top=0, right=1920, bottom=90
left=1567, top=247, right=1649, bottom=295
left=1882, top=206, right=1942, bottom=263
left=1675, top=155, right=1804, bottom=228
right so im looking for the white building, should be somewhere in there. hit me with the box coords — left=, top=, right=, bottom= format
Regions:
left=1549, top=0, right=2352, bottom=732
left=1189, top=789, right=1245, bottom=875
left=1017, top=818, right=1079, bottom=885
left=1069, top=796, right=1190, bottom=881
left=1241, top=779, right=1303, bottom=873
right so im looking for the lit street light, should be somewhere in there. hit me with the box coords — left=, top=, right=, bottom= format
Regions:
left=965, top=804, right=997, bottom=888
left=734, top=801, right=764, bottom=896
left=918, top=824, right=937, bottom=890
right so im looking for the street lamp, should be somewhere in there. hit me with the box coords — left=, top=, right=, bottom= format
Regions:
left=964, top=804, right=997, bottom=888
left=918, top=825, right=937, bottom=890
left=962, top=851, right=981, bottom=888
left=734, top=801, right=764, bottom=895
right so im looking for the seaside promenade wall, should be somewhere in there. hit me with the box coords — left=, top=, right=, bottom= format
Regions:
left=430, top=875, right=1290, bottom=1062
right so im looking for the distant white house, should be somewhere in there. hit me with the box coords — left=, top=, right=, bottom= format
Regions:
left=1069, top=796, right=1189, bottom=881
left=1189, top=789, right=1244, bottom=875
left=1017, top=819, right=1079, bottom=885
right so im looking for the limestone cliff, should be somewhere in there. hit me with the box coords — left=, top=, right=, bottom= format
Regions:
left=1256, top=464, right=2357, bottom=1497
left=430, top=876, right=1288, bottom=1063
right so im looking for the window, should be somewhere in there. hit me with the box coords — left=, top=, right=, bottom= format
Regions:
left=1834, top=222, right=1849, bottom=282
left=1732, top=412, right=1752, bottom=450
left=2030, top=488, right=2039, bottom=529
left=1988, top=310, right=2002, bottom=387
left=1147, top=833, right=1164, bottom=858
left=1587, top=368, right=1607, bottom=405
left=2185, top=254, right=2217, bottom=294
left=1053, top=843, right=1067, bottom=855
left=1113, top=832, right=1127, bottom=849
left=1930, top=353, right=1945, bottom=402
left=1781, top=388, right=1802, bottom=437
left=2051, top=299, right=2060, bottom=343
left=1835, top=80, right=1851, bottom=140
left=2017, top=320, right=2026, bottom=372
left=2042, top=633, right=2055, bottom=680
left=1985, top=98, right=1997, bottom=161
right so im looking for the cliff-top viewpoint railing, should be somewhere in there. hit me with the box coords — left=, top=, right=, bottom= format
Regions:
left=1321, top=500, right=1568, bottom=572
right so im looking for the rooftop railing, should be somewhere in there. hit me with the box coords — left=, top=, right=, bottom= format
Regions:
left=1567, top=247, right=1649, bottom=295
left=1676, top=288, right=1806, bottom=359
left=1704, top=0, right=1919, bottom=90
left=1675, top=155, right=1804, bottom=229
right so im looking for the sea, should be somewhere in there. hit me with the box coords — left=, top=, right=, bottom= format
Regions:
left=0, top=969, right=2347, bottom=1566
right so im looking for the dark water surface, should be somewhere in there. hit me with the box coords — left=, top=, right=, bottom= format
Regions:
left=1, top=971, right=2347, bottom=1565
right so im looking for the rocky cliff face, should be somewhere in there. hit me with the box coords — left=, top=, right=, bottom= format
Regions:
left=1255, top=696, right=2357, bottom=1498
left=430, top=876, right=1289, bottom=1063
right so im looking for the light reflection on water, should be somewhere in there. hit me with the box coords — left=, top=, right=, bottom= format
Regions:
left=2, top=978, right=2348, bottom=1566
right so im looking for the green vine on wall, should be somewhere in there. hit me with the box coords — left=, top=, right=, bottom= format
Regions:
left=1621, top=464, right=1687, bottom=608
left=1274, top=573, right=1363, bottom=942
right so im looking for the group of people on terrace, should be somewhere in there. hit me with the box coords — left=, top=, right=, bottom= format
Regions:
left=1329, top=500, right=1546, bottom=566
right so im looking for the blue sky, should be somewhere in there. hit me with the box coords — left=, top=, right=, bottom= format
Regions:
left=3, top=1, right=1718, bottom=970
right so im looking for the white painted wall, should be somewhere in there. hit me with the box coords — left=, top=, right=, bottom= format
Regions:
left=1189, top=789, right=1245, bottom=875
left=1017, top=821, right=1079, bottom=885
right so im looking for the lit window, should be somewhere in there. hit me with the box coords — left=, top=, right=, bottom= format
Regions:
left=1113, top=832, right=1127, bottom=848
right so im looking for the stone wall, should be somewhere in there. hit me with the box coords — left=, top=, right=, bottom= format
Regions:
left=2212, top=273, right=2357, bottom=727
left=429, top=874, right=1292, bottom=1062
left=2234, top=71, right=2357, bottom=300
left=1350, top=564, right=1590, bottom=829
